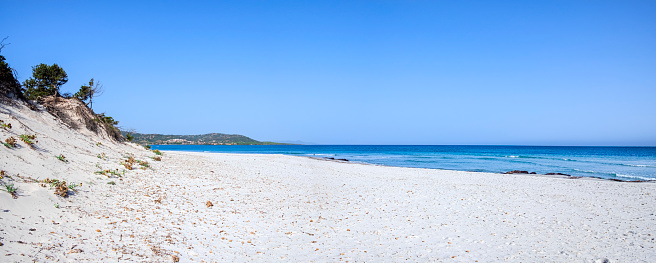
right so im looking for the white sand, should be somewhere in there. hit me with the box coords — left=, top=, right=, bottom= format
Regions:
left=1, top=101, right=655, bottom=262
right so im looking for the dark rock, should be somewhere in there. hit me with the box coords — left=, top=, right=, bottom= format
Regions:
left=529, top=172, right=536, bottom=174
left=504, top=170, right=529, bottom=174
left=336, top=159, right=349, bottom=162
left=545, top=173, right=571, bottom=176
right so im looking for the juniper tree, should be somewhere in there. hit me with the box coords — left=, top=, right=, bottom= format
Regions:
left=22, top=63, right=68, bottom=100
left=74, top=78, right=103, bottom=109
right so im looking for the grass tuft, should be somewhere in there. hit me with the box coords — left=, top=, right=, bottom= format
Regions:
left=19, top=134, right=37, bottom=148
left=56, top=154, right=68, bottom=163
left=3, top=183, right=18, bottom=198
left=0, top=120, right=11, bottom=130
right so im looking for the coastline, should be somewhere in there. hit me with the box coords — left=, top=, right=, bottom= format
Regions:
left=2, top=150, right=655, bottom=261
left=150, top=145, right=656, bottom=182
left=170, top=148, right=656, bottom=183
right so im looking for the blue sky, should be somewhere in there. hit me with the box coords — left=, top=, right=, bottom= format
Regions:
left=2, top=0, right=655, bottom=145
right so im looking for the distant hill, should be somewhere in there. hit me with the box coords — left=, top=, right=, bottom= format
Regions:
left=122, top=132, right=291, bottom=145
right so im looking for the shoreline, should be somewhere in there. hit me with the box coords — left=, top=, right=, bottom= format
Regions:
left=165, top=149, right=656, bottom=183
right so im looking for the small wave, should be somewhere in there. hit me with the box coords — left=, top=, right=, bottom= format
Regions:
left=614, top=173, right=655, bottom=181
left=620, top=164, right=656, bottom=168
left=504, top=155, right=539, bottom=159
left=573, top=169, right=610, bottom=175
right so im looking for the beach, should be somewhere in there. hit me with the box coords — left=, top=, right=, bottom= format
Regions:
left=1, top=100, right=655, bottom=262
left=3, top=148, right=654, bottom=261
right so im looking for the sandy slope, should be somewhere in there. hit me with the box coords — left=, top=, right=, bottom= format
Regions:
left=1, top=100, right=655, bottom=262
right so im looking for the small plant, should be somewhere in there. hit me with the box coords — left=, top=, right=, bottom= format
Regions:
left=136, top=159, right=150, bottom=169
left=3, top=183, right=18, bottom=198
left=153, top=149, right=162, bottom=156
left=97, top=153, right=107, bottom=160
left=56, top=154, right=68, bottom=163
left=0, top=120, right=11, bottom=130
left=19, top=134, right=37, bottom=148
left=126, top=133, right=134, bottom=141
left=107, top=181, right=116, bottom=185
left=95, top=114, right=118, bottom=126
left=121, top=156, right=137, bottom=170
left=43, top=178, right=69, bottom=197
left=68, top=183, right=80, bottom=192
left=0, top=170, right=5, bottom=179
left=95, top=169, right=124, bottom=178
left=96, top=142, right=102, bottom=146
left=144, top=145, right=151, bottom=150
left=151, top=156, right=162, bottom=161
left=54, top=203, right=60, bottom=208
left=3, top=137, right=17, bottom=148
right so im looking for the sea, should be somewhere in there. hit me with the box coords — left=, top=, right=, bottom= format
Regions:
left=150, top=145, right=656, bottom=181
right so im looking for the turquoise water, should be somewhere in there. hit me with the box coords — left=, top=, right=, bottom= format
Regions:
left=151, top=145, right=656, bottom=181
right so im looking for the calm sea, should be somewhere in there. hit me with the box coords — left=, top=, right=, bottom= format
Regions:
left=151, top=145, right=656, bottom=181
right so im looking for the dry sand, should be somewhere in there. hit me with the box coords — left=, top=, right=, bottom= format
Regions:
left=1, top=101, right=655, bottom=262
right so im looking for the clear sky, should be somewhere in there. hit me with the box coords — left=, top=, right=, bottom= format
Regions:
left=2, top=0, right=655, bottom=145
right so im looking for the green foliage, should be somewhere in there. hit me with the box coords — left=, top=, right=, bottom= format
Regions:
left=137, top=160, right=150, bottom=169
left=97, top=152, right=107, bottom=160
left=153, top=149, right=162, bottom=155
left=0, top=120, right=11, bottom=130
left=107, top=181, right=116, bottom=185
left=54, top=203, right=60, bottom=208
left=74, top=78, right=103, bottom=109
left=122, top=132, right=291, bottom=145
left=74, top=78, right=93, bottom=101
left=96, top=142, right=102, bottom=146
left=0, top=38, right=23, bottom=99
left=144, top=145, right=151, bottom=150
left=19, top=134, right=36, bottom=147
left=21, top=63, right=68, bottom=100
left=95, top=169, right=124, bottom=177
left=68, top=183, right=80, bottom=191
left=56, top=154, right=68, bottom=163
left=0, top=55, right=14, bottom=84
left=3, top=183, right=18, bottom=198
left=95, top=113, right=118, bottom=126
left=45, top=178, right=61, bottom=188
left=126, top=133, right=134, bottom=141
